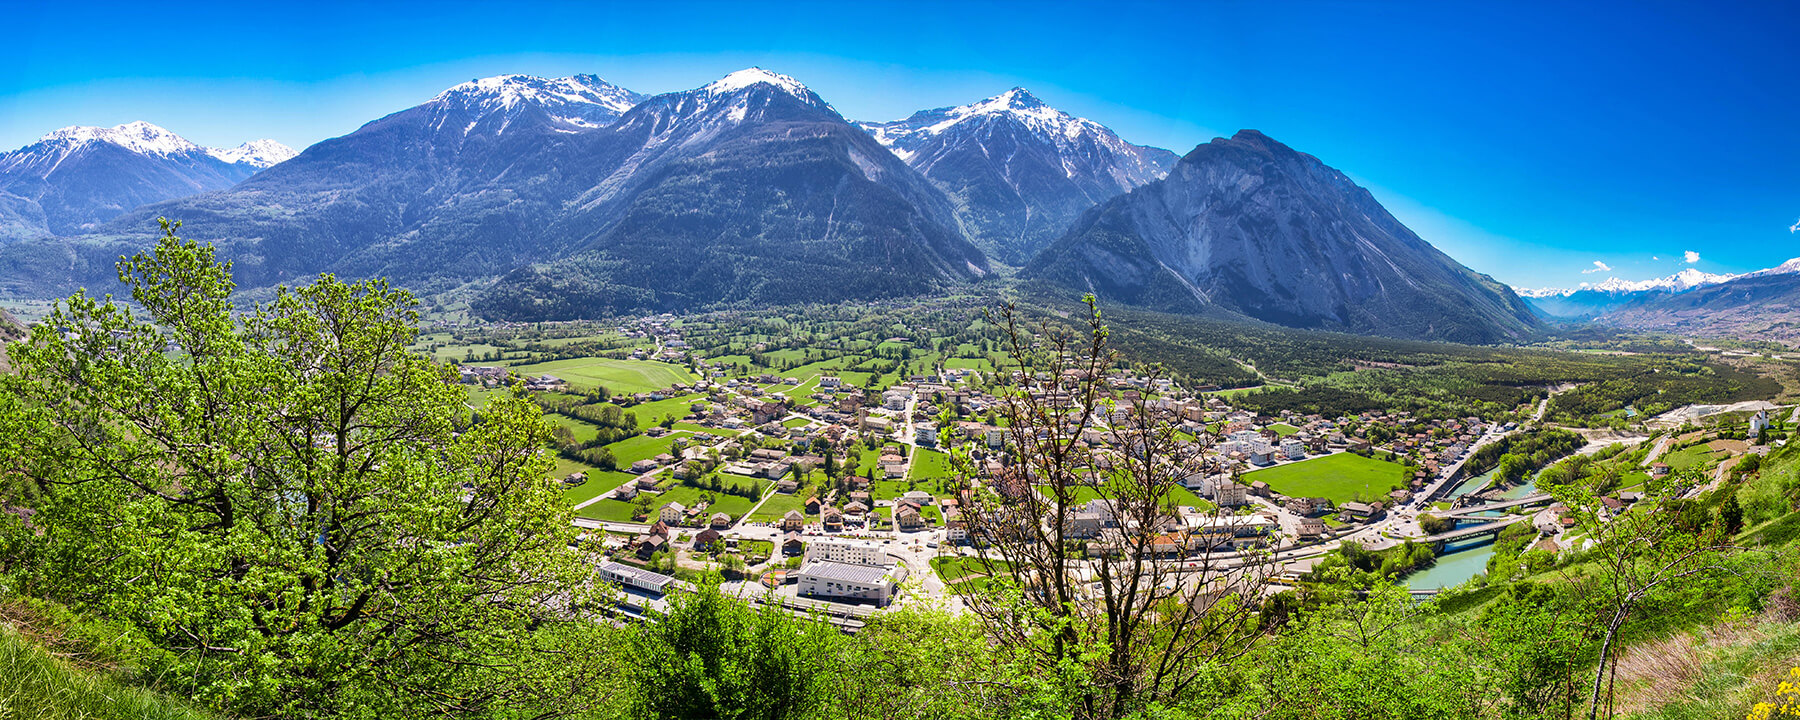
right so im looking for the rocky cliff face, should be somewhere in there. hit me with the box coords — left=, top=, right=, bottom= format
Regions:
left=1026, top=130, right=1540, bottom=343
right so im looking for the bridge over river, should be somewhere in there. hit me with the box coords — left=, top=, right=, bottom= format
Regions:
left=1423, top=514, right=1532, bottom=551
left=1440, top=493, right=1553, bottom=518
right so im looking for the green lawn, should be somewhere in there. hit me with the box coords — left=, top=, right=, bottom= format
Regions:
left=1034, top=481, right=1213, bottom=511
left=931, top=556, right=1011, bottom=583
left=1662, top=445, right=1722, bottom=472
left=1267, top=422, right=1301, bottom=437
left=1242, top=452, right=1409, bottom=504
left=623, top=393, right=707, bottom=429
left=781, top=416, right=812, bottom=429
left=908, top=448, right=954, bottom=480
left=654, top=484, right=760, bottom=519
left=508, top=357, right=696, bottom=395
left=560, top=469, right=637, bottom=505
left=749, top=492, right=812, bottom=521
left=603, top=433, right=692, bottom=467
left=872, top=476, right=958, bottom=501
left=576, top=498, right=641, bottom=523
left=547, top=414, right=605, bottom=444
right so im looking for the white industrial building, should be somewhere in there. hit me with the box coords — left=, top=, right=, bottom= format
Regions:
left=597, top=561, right=677, bottom=595
left=795, top=560, right=901, bottom=606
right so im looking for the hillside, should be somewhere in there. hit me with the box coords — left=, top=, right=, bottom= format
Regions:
left=1024, top=130, right=1542, bottom=344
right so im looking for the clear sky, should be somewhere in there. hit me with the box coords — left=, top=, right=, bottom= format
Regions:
left=3, top=0, right=1794, bottom=290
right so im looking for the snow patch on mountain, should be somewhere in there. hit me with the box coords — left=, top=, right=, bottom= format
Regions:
left=856, top=88, right=1169, bottom=183
left=429, top=74, right=644, bottom=134
left=703, top=68, right=816, bottom=101
left=208, top=139, right=296, bottom=168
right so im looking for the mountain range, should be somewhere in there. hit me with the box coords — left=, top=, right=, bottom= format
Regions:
left=1521, top=261, right=1800, bottom=320
left=0, top=121, right=292, bottom=238
left=0, top=68, right=1558, bottom=343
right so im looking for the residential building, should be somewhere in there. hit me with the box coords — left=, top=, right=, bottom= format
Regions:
left=804, top=537, right=887, bottom=566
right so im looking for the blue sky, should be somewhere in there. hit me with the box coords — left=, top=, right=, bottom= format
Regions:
left=3, top=0, right=1795, bottom=289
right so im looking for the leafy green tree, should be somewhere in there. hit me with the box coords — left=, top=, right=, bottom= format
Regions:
left=0, top=221, right=609, bottom=717
left=624, top=580, right=840, bottom=719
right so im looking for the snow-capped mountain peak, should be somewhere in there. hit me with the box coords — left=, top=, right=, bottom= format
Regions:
left=703, top=67, right=813, bottom=99
left=427, top=73, right=644, bottom=134
left=40, top=121, right=203, bottom=157
left=207, top=139, right=296, bottom=168
left=1742, top=257, right=1800, bottom=279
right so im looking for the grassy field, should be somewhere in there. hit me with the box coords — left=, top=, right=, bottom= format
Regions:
left=872, top=476, right=958, bottom=501
left=1662, top=444, right=1725, bottom=472
left=1268, top=422, right=1301, bottom=437
left=624, top=393, right=706, bottom=429
left=509, top=357, right=695, bottom=394
left=908, top=447, right=954, bottom=480
left=560, top=469, right=637, bottom=505
left=781, top=416, right=812, bottom=429
left=1035, top=481, right=1213, bottom=510
left=1242, top=452, right=1408, bottom=504
left=547, top=414, right=605, bottom=444
left=749, top=492, right=812, bottom=521
left=603, top=432, right=695, bottom=467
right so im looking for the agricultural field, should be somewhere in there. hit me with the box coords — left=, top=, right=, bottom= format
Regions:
left=509, top=357, right=695, bottom=394
left=1662, top=444, right=1726, bottom=472
left=1242, top=452, right=1409, bottom=504
left=547, top=414, right=605, bottom=444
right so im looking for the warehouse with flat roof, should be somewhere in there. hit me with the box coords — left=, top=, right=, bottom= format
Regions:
left=794, top=560, right=899, bottom=606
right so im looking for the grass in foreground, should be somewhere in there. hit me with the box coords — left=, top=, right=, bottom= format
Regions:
left=0, top=625, right=217, bottom=720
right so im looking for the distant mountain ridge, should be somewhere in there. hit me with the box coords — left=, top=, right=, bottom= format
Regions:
left=1595, top=269, right=1800, bottom=341
left=1024, top=130, right=1540, bottom=343
left=858, top=88, right=1176, bottom=264
left=1523, top=260, right=1800, bottom=319
left=0, top=70, right=1545, bottom=345
left=0, top=121, right=292, bottom=237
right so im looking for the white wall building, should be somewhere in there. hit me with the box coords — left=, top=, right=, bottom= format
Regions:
left=804, top=538, right=888, bottom=567
left=597, top=561, right=676, bottom=594
left=795, top=560, right=900, bottom=606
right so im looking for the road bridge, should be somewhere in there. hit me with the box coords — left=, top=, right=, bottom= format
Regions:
left=1441, top=493, right=1553, bottom=517
left=1424, top=515, right=1531, bottom=551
